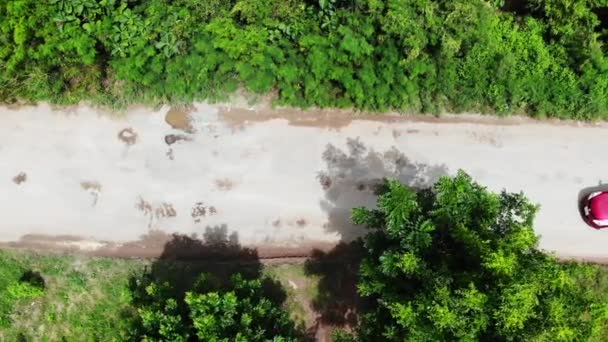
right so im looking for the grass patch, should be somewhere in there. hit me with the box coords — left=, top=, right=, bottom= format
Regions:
left=0, top=249, right=146, bottom=341
left=265, top=263, right=320, bottom=328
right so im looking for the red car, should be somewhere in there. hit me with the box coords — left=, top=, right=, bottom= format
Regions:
left=583, top=191, right=608, bottom=229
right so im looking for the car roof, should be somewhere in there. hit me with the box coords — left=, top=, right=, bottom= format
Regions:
left=590, top=192, right=608, bottom=220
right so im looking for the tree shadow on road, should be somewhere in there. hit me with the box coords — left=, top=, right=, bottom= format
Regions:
left=317, top=137, right=449, bottom=241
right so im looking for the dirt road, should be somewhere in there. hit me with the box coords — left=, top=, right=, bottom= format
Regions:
left=0, top=102, right=606, bottom=259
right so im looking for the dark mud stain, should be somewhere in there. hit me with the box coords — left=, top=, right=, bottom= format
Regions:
left=272, top=219, right=282, bottom=228
left=13, top=172, right=27, bottom=185
left=406, top=129, right=420, bottom=134
left=295, top=218, right=308, bottom=227
left=191, top=202, right=217, bottom=223
left=118, top=127, right=138, bottom=145
left=392, top=129, right=402, bottom=139
left=165, top=106, right=195, bottom=133
left=164, top=134, right=192, bottom=146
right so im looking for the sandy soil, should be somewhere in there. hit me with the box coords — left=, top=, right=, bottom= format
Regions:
left=1, top=102, right=607, bottom=259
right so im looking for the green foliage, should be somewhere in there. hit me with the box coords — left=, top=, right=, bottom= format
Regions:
left=1, top=0, right=608, bottom=117
left=130, top=272, right=299, bottom=341
left=6, top=279, right=44, bottom=300
left=351, top=171, right=608, bottom=341
left=0, top=252, right=26, bottom=327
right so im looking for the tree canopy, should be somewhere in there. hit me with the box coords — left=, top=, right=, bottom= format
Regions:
left=347, top=171, right=608, bottom=341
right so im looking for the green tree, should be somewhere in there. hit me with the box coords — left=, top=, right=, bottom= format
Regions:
left=350, top=171, right=608, bottom=341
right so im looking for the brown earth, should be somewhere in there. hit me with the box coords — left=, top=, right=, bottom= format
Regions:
left=0, top=232, right=337, bottom=260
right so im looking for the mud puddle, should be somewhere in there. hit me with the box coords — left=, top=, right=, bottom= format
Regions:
left=165, top=106, right=196, bottom=133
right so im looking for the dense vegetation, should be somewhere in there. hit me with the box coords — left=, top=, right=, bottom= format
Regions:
left=2, top=0, right=608, bottom=118
left=343, top=171, right=608, bottom=341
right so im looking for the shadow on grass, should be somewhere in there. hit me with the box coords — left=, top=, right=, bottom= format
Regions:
left=20, top=270, right=45, bottom=290
left=304, top=240, right=369, bottom=329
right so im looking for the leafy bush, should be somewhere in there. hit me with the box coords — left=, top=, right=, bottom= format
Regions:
left=130, top=272, right=299, bottom=341
left=2, top=0, right=608, bottom=118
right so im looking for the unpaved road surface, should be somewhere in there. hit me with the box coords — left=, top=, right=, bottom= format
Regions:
left=0, top=103, right=607, bottom=259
